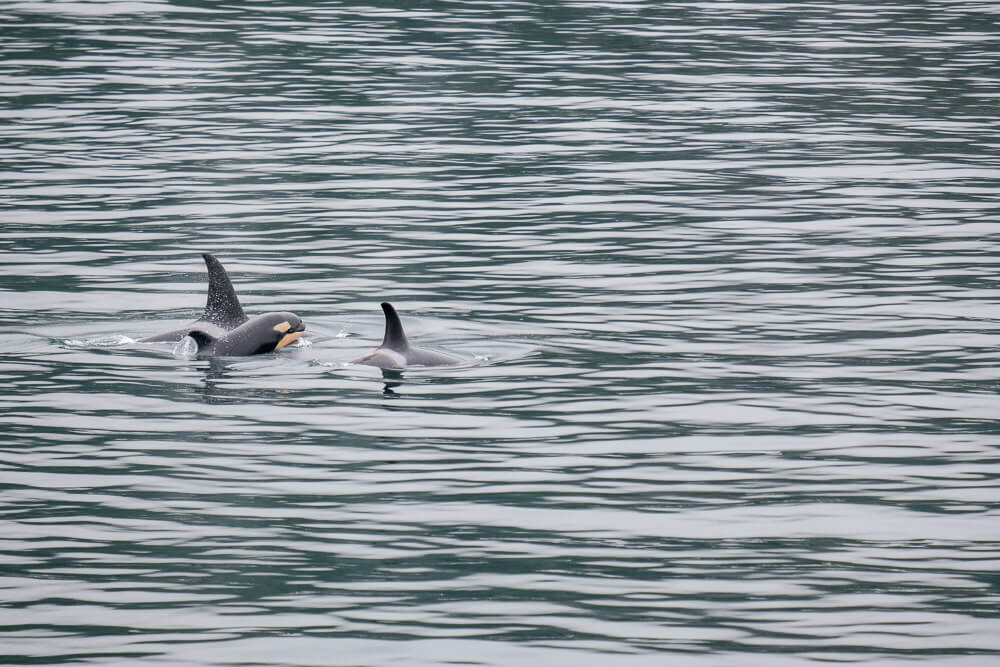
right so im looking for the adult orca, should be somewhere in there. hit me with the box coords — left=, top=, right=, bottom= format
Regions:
left=142, top=254, right=305, bottom=356
left=354, top=302, right=460, bottom=369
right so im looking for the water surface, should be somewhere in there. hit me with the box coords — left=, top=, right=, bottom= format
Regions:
left=1, top=1, right=999, bottom=665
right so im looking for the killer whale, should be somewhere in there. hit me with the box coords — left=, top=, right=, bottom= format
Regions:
left=142, top=253, right=247, bottom=343
left=354, top=302, right=460, bottom=369
left=142, top=254, right=305, bottom=356
left=187, top=312, right=304, bottom=356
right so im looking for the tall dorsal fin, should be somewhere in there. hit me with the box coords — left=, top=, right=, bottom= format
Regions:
left=380, top=302, right=409, bottom=351
left=201, top=253, right=247, bottom=329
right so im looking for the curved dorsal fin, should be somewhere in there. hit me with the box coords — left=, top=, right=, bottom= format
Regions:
left=187, top=329, right=217, bottom=350
left=380, top=302, right=409, bottom=351
left=201, top=253, right=247, bottom=329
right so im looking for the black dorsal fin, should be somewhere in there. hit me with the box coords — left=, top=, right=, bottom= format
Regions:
left=187, top=329, right=217, bottom=350
left=201, top=253, right=247, bottom=329
left=380, top=302, right=409, bottom=351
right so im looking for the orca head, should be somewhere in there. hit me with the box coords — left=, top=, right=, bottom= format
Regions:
left=266, top=312, right=306, bottom=352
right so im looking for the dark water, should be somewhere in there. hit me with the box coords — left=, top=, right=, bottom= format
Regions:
left=2, top=1, right=999, bottom=664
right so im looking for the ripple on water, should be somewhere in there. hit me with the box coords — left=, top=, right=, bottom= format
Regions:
left=2, top=1, right=1000, bottom=665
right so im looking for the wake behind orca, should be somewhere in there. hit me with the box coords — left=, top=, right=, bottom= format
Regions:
left=354, top=302, right=461, bottom=369
left=142, top=254, right=304, bottom=357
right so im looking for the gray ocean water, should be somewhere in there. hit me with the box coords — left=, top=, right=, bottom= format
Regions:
left=2, top=1, right=999, bottom=665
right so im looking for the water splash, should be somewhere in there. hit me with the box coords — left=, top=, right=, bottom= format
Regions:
left=63, top=335, right=136, bottom=348
left=172, top=335, right=198, bottom=359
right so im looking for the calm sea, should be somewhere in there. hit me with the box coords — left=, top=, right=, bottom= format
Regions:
left=2, top=1, right=999, bottom=665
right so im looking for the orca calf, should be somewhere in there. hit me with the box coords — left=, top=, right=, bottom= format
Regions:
left=142, top=254, right=305, bottom=357
left=187, top=312, right=304, bottom=356
left=354, top=302, right=460, bottom=369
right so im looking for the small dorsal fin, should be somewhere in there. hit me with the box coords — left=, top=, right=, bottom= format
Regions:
left=201, top=253, right=247, bottom=329
left=187, top=329, right=217, bottom=350
left=380, top=302, right=409, bottom=351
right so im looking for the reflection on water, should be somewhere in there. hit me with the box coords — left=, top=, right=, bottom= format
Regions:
left=1, top=0, right=999, bottom=665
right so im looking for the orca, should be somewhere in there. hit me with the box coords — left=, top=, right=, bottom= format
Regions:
left=354, top=302, right=460, bottom=369
left=142, top=254, right=305, bottom=357
left=187, top=312, right=304, bottom=356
